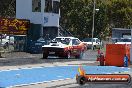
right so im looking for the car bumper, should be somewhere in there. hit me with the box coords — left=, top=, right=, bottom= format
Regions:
left=42, top=47, right=66, bottom=56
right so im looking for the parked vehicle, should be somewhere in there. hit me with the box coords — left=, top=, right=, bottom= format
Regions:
left=42, top=37, right=87, bottom=59
left=28, top=38, right=47, bottom=54
left=82, top=38, right=102, bottom=49
left=0, top=36, right=14, bottom=46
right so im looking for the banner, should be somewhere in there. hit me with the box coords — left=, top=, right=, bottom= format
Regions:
left=0, top=18, right=30, bottom=35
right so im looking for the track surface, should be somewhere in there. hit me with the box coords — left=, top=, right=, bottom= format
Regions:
left=0, top=66, right=129, bottom=88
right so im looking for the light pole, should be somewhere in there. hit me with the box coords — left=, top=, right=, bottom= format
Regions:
left=91, top=0, right=96, bottom=50
left=91, top=0, right=99, bottom=50
left=38, top=0, right=45, bottom=41
left=41, top=0, right=44, bottom=38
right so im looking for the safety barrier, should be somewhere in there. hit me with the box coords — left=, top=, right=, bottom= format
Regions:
left=105, top=44, right=130, bottom=67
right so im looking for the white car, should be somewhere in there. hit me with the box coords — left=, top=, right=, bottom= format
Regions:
left=42, top=37, right=87, bottom=59
left=82, top=38, right=102, bottom=49
left=0, top=36, right=14, bottom=46
left=115, top=38, right=131, bottom=44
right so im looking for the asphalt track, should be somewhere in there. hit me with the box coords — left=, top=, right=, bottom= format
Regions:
left=0, top=66, right=130, bottom=88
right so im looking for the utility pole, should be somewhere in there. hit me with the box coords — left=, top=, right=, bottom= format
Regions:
left=41, top=0, right=44, bottom=38
left=91, top=0, right=96, bottom=50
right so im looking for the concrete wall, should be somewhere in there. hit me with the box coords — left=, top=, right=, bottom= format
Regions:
left=16, top=0, right=31, bottom=20
left=43, top=13, right=59, bottom=27
left=16, top=0, right=60, bottom=27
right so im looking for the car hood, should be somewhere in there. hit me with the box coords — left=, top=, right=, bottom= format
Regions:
left=42, top=42, right=68, bottom=48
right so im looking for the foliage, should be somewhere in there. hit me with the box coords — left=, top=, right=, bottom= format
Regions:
left=0, top=0, right=132, bottom=39
left=60, top=0, right=132, bottom=39
left=0, top=0, right=16, bottom=17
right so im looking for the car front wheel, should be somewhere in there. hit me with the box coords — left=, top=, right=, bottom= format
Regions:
left=66, top=51, right=71, bottom=59
left=75, top=51, right=84, bottom=59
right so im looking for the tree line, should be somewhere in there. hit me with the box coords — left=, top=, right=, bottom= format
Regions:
left=0, top=0, right=15, bottom=18
left=0, top=0, right=132, bottom=39
left=60, top=0, right=132, bottom=39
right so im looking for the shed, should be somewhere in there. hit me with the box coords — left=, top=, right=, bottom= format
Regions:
left=112, top=28, right=131, bottom=38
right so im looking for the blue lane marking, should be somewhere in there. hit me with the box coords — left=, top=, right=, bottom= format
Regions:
left=0, top=66, right=129, bottom=88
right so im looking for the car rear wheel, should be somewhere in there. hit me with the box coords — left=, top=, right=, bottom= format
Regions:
left=92, top=45, right=96, bottom=50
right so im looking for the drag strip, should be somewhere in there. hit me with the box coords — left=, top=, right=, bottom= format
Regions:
left=0, top=66, right=130, bottom=88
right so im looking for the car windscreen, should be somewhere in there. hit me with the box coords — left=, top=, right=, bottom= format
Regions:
left=54, top=38, right=71, bottom=45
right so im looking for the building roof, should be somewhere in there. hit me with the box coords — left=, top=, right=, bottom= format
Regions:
left=112, top=28, right=131, bottom=31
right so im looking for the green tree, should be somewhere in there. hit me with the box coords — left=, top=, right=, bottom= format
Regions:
left=0, top=0, right=132, bottom=39
left=108, top=0, right=132, bottom=28
left=60, top=0, right=132, bottom=39
left=0, top=0, right=15, bottom=17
